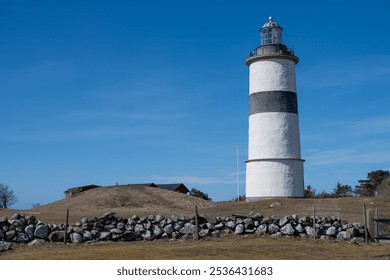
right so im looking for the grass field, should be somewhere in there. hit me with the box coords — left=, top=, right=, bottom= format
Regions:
left=1, top=187, right=390, bottom=260
left=1, top=236, right=389, bottom=260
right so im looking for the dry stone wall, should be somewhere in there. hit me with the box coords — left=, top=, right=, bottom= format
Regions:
left=0, top=212, right=367, bottom=251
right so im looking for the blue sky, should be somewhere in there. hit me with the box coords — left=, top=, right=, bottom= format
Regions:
left=1, top=0, right=390, bottom=209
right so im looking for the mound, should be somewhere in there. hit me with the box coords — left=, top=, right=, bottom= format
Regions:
left=29, top=185, right=215, bottom=224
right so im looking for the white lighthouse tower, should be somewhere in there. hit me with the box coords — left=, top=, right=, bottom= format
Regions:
left=245, top=17, right=304, bottom=200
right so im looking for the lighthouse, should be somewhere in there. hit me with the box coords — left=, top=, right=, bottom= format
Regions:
left=245, top=17, right=304, bottom=200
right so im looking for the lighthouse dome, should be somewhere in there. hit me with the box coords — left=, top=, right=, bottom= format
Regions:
left=262, top=16, right=282, bottom=29
left=260, top=16, right=283, bottom=45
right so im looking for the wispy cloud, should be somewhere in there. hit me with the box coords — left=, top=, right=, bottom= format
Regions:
left=299, top=55, right=390, bottom=90
left=305, top=148, right=390, bottom=166
left=68, top=111, right=183, bottom=121
left=326, top=116, right=390, bottom=137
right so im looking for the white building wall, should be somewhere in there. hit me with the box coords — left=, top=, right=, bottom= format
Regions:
left=249, top=59, right=296, bottom=93
left=246, top=57, right=304, bottom=199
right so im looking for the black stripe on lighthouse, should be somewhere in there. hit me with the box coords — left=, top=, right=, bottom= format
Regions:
left=249, top=91, right=298, bottom=115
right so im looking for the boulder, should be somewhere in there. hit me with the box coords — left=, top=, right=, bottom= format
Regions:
left=179, top=223, right=197, bottom=235
left=346, top=227, right=359, bottom=237
left=113, top=232, right=137, bottom=242
left=82, top=231, right=93, bottom=240
left=294, top=224, right=304, bottom=233
left=305, top=226, right=316, bottom=237
left=142, top=230, right=154, bottom=240
left=153, top=226, right=164, bottom=238
left=25, top=225, right=35, bottom=238
left=16, top=233, right=30, bottom=243
left=28, top=239, right=46, bottom=246
left=70, top=232, right=84, bottom=244
left=134, top=224, right=144, bottom=234
left=270, top=202, right=281, bottom=208
left=164, top=224, right=174, bottom=235
left=9, top=219, right=24, bottom=227
left=155, top=214, right=165, bottom=223
left=325, top=226, right=337, bottom=237
left=226, top=221, right=236, bottom=229
left=279, top=216, right=290, bottom=227
left=256, top=224, right=267, bottom=235
left=235, top=224, right=245, bottom=235
left=199, top=229, right=210, bottom=238
left=49, top=231, right=65, bottom=242
left=6, top=230, right=16, bottom=241
left=280, top=223, right=295, bottom=236
left=98, top=230, right=112, bottom=241
left=0, top=241, right=12, bottom=251
left=34, top=224, right=50, bottom=239
left=268, top=224, right=280, bottom=234
left=337, top=231, right=351, bottom=240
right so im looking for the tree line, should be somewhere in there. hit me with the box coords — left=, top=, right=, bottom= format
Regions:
left=304, top=169, right=390, bottom=198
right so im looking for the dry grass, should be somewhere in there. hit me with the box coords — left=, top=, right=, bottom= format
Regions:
left=1, top=186, right=390, bottom=260
left=1, top=236, right=389, bottom=260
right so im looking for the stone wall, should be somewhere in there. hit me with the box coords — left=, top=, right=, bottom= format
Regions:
left=0, top=212, right=367, bottom=251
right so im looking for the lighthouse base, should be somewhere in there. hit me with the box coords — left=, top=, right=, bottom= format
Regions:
left=245, top=158, right=304, bottom=199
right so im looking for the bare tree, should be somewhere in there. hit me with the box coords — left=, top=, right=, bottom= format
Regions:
left=0, top=184, right=17, bottom=208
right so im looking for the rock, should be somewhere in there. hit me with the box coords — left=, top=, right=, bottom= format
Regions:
left=114, top=232, right=137, bottom=242
left=280, top=223, right=295, bottom=235
left=256, top=224, right=267, bottom=235
left=0, top=241, right=12, bottom=251
left=49, top=231, right=65, bottom=242
left=294, top=224, right=304, bottom=233
left=82, top=231, right=93, bottom=240
left=70, top=232, right=84, bottom=244
left=103, top=212, right=116, bottom=219
left=271, top=232, right=283, bottom=238
left=25, top=225, right=35, bottom=238
left=305, top=226, right=316, bottom=237
left=325, top=226, right=337, bottom=237
left=174, top=221, right=183, bottom=231
left=143, top=220, right=152, bottom=230
left=179, top=223, right=197, bottom=235
left=268, top=224, right=280, bottom=234
left=214, top=223, right=225, bottom=229
left=211, top=230, right=220, bottom=237
left=153, top=226, right=163, bottom=238
left=0, top=230, right=4, bottom=240
left=199, top=229, right=209, bottom=238
left=98, top=230, right=112, bottom=241
left=16, top=233, right=30, bottom=243
left=9, top=219, right=24, bottom=227
left=117, top=222, right=125, bottom=230
left=6, top=230, right=16, bottom=241
left=235, top=224, right=244, bottom=235
left=110, top=228, right=123, bottom=235
left=155, top=214, right=165, bottom=223
left=270, top=202, right=281, bottom=208
left=346, top=227, right=359, bottom=237
left=226, top=221, right=236, bottom=229
left=164, top=224, right=174, bottom=235
left=34, top=224, right=50, bottom=239
left=337, top=231, right=351, bottom=240
left=88, top=217, right=98, bottom=223
left=72, top=226, right=83, bottom=234
left=11, top=213, right=22, bottom=220
left=28, top=239, right=46, bottom=246
left=142, top=230, right=154, bottom=240
left=134, top=224, right=144, bottom=234
left=279, top=216, right=290, bottom=227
